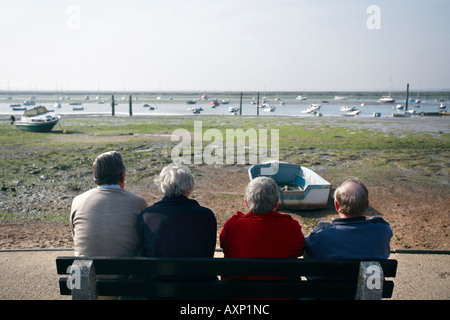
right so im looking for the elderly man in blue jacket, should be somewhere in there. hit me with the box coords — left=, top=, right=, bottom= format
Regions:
left=305, top=178, right=392, bottom=260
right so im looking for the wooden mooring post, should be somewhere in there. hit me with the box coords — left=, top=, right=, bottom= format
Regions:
left=256, top=92, right=259, bottom=116
left=405, top=83, right=409, bottom=113
left=129, top=94, right=132, bottom=116
left=111, top=95, right=115, bottom=116
left=239, top=92, right=243, bottom=115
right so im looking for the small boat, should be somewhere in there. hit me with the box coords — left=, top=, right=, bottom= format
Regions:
left=211, top=100, right=219, bottom=108
left=201, top=94, right=208, bottom=100
left=222, top=99, right=230, bottom=104
left=373, top=112, right=381, bottom=117
left=228, top=106, right=239, bottom=113
left=301, top=104, right=321, bottom=114
left=10, top=104, right=27, bottom=111
left=12, top=106, right=60, bottom=132
left=296, top=95, right=307, bottom=101
left=343, top=109, right=361, bottom=116
left=69, top=102, right=82, bottom=105
left=334, top=96, right=347, bottom=101
left=395, top=104, right=404, bottom=110
left=191, top=108, right=201, bottom=114
left=12, top=106, right=27, bottom=111
left=248, top=161, right=331, bottom=210
left=378, top=96, right=396, bottom=103
left=23, top=100, right=36, bottom=106
left=438, top=103, right=447, bottom=109
left=263, top=104, right=276, bottom=112
left=72, top=106, right=84, bottom=111
left=340, top=105, right=356, bottom=112
left=186, top=100, right=197, bottom=104
left=54, top=102, right=61, bottom=108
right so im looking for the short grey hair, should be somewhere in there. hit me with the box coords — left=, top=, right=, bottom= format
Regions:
left=334, top=178, right=369, bottom=216
left=92, top=151, right=125, bottom=185
left=245, top=176, right=279, bottom=214
left=154, top=164, right=194, bottom=197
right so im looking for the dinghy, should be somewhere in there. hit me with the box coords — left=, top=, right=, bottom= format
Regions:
left=248, top=161, right=331, bottom=210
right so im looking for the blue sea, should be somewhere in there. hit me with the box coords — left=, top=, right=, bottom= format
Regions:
left=0, top=91, right=448, bottom=118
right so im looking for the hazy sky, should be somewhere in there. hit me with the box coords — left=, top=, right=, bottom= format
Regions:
left=1, top=0, right=449, bottom=92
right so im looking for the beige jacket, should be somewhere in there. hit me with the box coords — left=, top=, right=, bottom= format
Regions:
left=70, top=187, right=148, bottom=256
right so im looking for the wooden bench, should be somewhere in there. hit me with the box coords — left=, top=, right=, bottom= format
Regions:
left=56, top=256, right=397, bottom=300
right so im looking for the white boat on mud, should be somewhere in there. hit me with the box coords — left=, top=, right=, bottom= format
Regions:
left=378, top=96, right=396, bottom=103
left=301, top=104, right=321, bottom=114
left=342, top=109, right=361, bottom=116
left=340, top=105, right=356, bottom=112
left=248, top=161, right=331, bottom=210
left=263, top=104, right=276, bottom=112
left=12, top=106, right=60, bottom=132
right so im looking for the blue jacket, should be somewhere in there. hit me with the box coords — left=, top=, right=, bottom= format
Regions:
left=137, top=195, right=217, bottom=258
left=304, top=216, right=392, bottom=260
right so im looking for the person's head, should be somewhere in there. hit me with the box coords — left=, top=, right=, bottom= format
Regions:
left=92, top=151, right=126, bottom=187
left=245, top=176, right=279, bottom=214
left=334, top=178, right=369, bottom=217
left=154, top=164, right=194, bottom=198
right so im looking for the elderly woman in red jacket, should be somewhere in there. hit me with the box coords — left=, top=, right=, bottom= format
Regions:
left=220, top=176, right=305, bottom=260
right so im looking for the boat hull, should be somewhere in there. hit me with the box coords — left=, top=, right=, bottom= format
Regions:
left=248, top=162, right=331, bottom=210
left=15, top=120, right=59, bottom=132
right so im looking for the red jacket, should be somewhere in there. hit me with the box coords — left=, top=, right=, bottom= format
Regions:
left=220, top=210, right=305, bottom=259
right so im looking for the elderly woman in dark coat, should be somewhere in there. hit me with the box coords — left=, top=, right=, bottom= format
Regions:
left=138, top=164, right=217, bottom=258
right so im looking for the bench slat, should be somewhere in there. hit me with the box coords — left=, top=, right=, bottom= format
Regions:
left=56, top=257, right=397, bottom=277
left=58, top=277, right=395, bottom=299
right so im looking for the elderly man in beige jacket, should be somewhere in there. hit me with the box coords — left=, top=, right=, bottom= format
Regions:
left=70, top=151, right=148, bottom=257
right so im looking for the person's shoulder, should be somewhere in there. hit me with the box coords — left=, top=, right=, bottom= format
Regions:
left=224, top=211, right=246, bottom=224
left=72, top=188, right=97, bottom=202
left=367, top=216, right=387, bottom=222
left=118, top=188, right=146, bottom=200
left=367, top=216, right=390, bottom=225
left=310, top=221, right=333, bottom=233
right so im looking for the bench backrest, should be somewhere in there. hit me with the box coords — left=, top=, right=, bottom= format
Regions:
left=56, top=257, right=397, bottom=300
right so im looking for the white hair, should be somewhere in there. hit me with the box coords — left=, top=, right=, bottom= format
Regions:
left=245, top=176, right=279, bottom=214
left=154, top=164, right=194, bottom=197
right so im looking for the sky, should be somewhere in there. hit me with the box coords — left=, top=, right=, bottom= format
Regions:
left=0, top=0, right=449, bottom=92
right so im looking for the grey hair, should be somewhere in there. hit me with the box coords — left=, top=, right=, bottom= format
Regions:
left=334, top=178, right=369, bottom=216
left=92, top=151, right=125, bottom=185
left=245, top=176, right=279, bottom=214
left=154, top=164, right=194, bottom=198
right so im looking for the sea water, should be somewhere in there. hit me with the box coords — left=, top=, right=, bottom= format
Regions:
left=0, top=91, right=448, bottom=118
